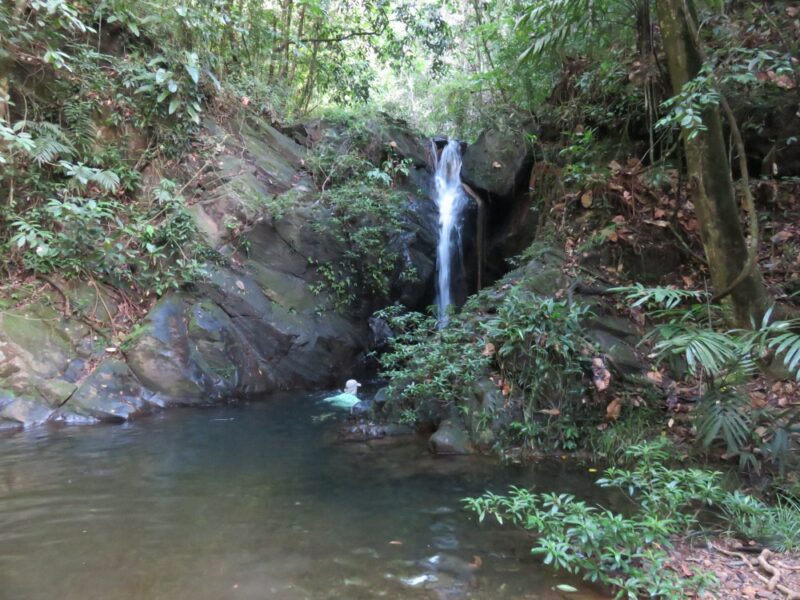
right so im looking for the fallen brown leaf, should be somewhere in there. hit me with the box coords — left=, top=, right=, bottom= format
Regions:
left=592, top=357, right=611, bottom=392
left=606, top=398, right=622, bottom=421
left=647, top=370, right=664, bottom=385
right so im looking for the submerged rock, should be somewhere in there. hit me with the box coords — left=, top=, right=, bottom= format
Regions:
left=429, top=420, right=472, bottom=455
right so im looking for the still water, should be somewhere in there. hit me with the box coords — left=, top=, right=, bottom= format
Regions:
left=0, top=394, right=606, bottom=599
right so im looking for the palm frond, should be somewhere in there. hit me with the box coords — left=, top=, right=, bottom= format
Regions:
left=90, top=169, right=121, bottom=192
left=654, top=325, right=741, bottom=377
left=696, top=391, right=750, bottom=455
left=610, top=283, right=708, bottom=310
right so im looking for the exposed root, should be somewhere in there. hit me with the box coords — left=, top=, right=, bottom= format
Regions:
left=759, top=549, right=782, bottom=591
left=711, top=543, right=800, bottom=600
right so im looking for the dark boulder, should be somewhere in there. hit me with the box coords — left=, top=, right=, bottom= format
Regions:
left=461, top=127, right=534, bottom=202
left=429, top=419, right=472, bottom=455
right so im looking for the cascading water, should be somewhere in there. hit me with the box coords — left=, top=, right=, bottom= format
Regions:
left=432, top=139, right=468, bottom=326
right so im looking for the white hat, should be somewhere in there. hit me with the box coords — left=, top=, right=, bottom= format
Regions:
left=344, top=379, right=362, bottom=395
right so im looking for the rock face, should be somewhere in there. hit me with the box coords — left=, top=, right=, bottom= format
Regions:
left=460, top=125, right=542, bottom=286
left=461, top=127, right=533, bottom=202
left=0, top=113, right=438, bottom=429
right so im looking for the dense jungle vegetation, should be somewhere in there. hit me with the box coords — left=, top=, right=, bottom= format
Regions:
left=2, top=0, right=800, bottom=597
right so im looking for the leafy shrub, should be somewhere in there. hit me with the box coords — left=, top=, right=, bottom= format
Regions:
left=482, top=290, right=593, bottom=448
left=309, top=180, right=408, bottom=310
left=464, top=439, right=800, bottom=599
left=376, top=306, right=490, bottom=421
left=721, top=492, right=800, bottom=553
left=378, top=283, right=595, bottom=450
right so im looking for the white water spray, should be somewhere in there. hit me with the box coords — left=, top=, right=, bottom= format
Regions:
left=432, top=140, right=468, bottom=326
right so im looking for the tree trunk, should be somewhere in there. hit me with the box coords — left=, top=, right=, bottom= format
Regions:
left=656, top=0, right=767, bottom=327
left=279, top=0, right=294, bottom=79
left=267, top=12, right=278, bottom=83
left=286, top=5, right=305, bottom=87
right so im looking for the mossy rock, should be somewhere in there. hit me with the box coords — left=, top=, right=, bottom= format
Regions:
left=429, top=419, right=473, bottom=455
left=0, top=305, right=75, bottom=378
left=461, top=127, right=534, bottom=201
left=0, top=392, right=54, bottom=428
left=62, top=360, right=151, bottom=423
left=124, top=294, right=209, bottom=403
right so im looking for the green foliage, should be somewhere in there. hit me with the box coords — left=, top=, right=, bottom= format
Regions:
left=465, top=440, right=721, bottom=599
left=129, top=52, right=207, bottom=124
left=376, top=306, right=490, bottom=420
left=613, top=287, right=800, bottom=474
left=0, top=0, right=224, bottom=294
left=722, top=492, right=800, bottom=553
left=482, top=290, right=593, bottom=449
left=587, top=401, right=664, bottom=462
left=378, top=278, right=595, bottom=451
left=467, top=438, right=800, bottom=597
left=309, top=179, right=408, bottom=310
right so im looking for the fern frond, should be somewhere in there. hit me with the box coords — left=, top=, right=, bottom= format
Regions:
left=768, top=329, right=800, bottom=378
left=90, top=169, right=121, bottom=192
left=16, top=121, right=75, bottom=164
left=31, top=138, right=74, bottom=164
left=610, top=284, right=708, bottom=310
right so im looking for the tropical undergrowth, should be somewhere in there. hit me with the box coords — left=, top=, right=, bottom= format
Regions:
left=0, top=0, right=230, bottom=302
left=613, top=284, right=800, bottom=476
left=304, top=115, right=416, bottom=310
left=376, top=270, right=606, bottom=452
left=464, top=439, right=800, bottom=600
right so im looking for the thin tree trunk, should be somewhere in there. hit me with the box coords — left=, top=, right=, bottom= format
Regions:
left=287, top=5, right=305, bottom=87
left=0, top=0, right=28, bottom=124
left=656, top=0, right=767, bottom=327
left=471, top=0, right=495, bottom=70
left=267, top=12, right=278, bottom=83
left=279, top=0, right=294, bottom=79
left=300, top=41, right=319, bottom=112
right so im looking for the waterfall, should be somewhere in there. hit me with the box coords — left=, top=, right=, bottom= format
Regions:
left=432, top=139, right=468, bottom=326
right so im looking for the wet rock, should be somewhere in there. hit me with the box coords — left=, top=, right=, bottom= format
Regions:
left=202, top=265, right=366, bottom=391
left=65, top=281, right=118, bottom=324
left=350, top=400, right=372, bottom=417
left=0, top=301, right=99, bottom=427
left=0, top=305, right=75, bottom=379
left=373, top=387, right=389, bottom=406
left=0, top=394, right=54, bottom=428
left=368, top=316, right=393, bottom=350
left=585, top=329, right=643, bottom=376
left=59, top=360, right=153, bottom=423
left=424, top=554, right=477, bottom=580
left=389, top=168, right=439, bottom=309
left=338, top=422, right=415, bottom=441
left=461, top=126, right=534, bottom=201
left=124, top=294, right=210, bottom=403
left=429, top=420, right=472, bottom=455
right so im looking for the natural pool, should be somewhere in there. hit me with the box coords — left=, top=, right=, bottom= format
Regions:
left=0, top=393, right=606, bottom=599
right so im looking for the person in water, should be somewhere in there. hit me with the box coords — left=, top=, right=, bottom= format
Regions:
left=322, top=379, right=362, bottom=409
left=343, top=379, right=361, bottom=396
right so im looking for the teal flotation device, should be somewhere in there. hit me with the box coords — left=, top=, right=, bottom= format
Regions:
left=321, top=392, right=361, bottom=409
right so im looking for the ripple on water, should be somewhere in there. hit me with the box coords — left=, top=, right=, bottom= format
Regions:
left=0, top=394, right=609, bottom=600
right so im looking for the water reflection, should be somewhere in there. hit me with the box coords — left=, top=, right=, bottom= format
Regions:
left=0, top=394, right=608, bottom=599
